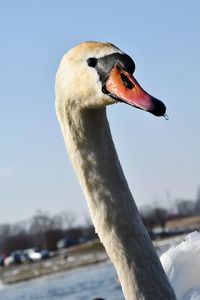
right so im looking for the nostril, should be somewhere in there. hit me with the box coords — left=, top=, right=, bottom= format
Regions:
left=121, top=73, right=134, bottom=89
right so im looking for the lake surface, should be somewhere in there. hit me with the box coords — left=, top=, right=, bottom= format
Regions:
left=0, top=238, right=178, bottom=300
left=0, top=261, right=123, bottom=300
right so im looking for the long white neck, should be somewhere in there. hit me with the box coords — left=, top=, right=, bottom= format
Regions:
left=57, top=105, right=176, bottom=300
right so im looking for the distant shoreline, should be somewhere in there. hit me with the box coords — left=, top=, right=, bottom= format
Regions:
left=0, top=235, right=186, bottom=286
left=0, top=240, right=107, bottom=285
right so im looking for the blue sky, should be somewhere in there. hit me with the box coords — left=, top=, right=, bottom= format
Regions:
left=0, top=1, right=200, bottom=224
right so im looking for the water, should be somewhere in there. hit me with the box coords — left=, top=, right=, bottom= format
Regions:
left=0, top=239, right=177, bottom=300
left=0, top=261, right=123, bottom=300
left=164, top=113, right=169, bottom=120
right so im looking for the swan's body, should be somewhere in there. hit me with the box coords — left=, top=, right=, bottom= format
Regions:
left=160, top=232, right=200, bottom=300
left=55, top=41, right=176, bottom=299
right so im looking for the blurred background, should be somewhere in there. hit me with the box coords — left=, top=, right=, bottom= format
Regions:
left=0, top=1, right=200, bottom=296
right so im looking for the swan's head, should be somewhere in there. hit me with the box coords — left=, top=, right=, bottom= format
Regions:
left=56, top=41, right=166, bottom=116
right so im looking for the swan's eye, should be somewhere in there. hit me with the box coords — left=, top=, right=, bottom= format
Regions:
left=121, top=73, right=134, bottom=89
left=87, top=57, right=97, bottom=68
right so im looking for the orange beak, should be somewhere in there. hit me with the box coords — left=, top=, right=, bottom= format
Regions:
left=105, top=64, right=166, bottom=117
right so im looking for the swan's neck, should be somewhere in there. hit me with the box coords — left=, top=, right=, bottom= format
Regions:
left=57, top=106, right=176, bottom=300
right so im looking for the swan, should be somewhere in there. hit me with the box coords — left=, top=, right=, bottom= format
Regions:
left=55, top=41, right=179, bottom=299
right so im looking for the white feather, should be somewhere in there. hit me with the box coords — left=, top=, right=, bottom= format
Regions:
left=160, top=232, right=200, bottom=300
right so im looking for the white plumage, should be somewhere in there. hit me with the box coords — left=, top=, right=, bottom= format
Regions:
left=56, top=41, right=200, bottom=299
left=161, top=232, right=200, bottom=300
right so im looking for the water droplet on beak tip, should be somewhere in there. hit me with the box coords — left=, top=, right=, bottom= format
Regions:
left=164, top=113, right=169, bottom=121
